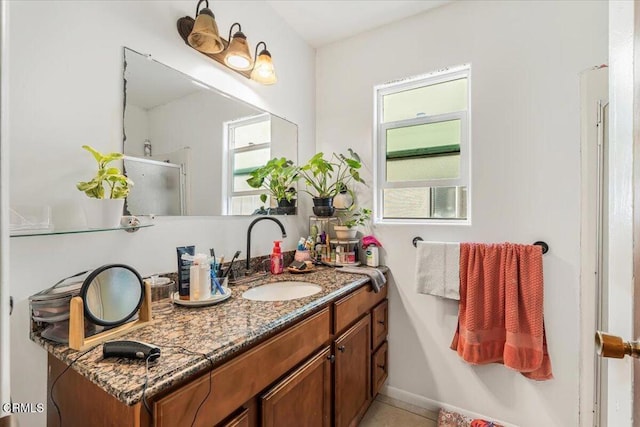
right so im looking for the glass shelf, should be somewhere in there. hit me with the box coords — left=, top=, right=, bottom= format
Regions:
left=10, top=223, right=154, bottom=238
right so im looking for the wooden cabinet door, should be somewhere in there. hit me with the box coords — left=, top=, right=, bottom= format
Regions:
left=372, top=341, right=388, bottom=397
left=372, top=300, right=388, bottom=350
left=261, top=347, right=331, bottom=427
left=334, top=314, right=371, bottom=427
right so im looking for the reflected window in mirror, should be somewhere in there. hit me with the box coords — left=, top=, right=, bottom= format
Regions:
left=226, top=114, right=271, bottom=215
left=121, top=47, right=298, bottom=217
left=375, top=64, right=470, bottom=222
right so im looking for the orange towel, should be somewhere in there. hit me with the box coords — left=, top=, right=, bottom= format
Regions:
left=450, top=243, right=553, bottom=380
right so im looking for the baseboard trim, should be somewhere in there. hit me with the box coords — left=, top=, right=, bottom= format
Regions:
left=379, top=385, right=517, bottom=427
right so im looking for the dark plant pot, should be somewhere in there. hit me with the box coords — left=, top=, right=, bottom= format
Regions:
left=277, top=198, right=296, bottom=208
left=274, top=206, right=297, bottom=215
left=274, top=198, right=296, bottom=215
left=312, top=197, right=334, bottom=217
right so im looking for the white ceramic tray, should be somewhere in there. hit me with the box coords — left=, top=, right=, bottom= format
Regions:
left=172, top=287, right=231, bottom=307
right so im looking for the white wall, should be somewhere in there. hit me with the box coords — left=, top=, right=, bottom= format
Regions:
left=316, top=2, right=607, bottom=426
left=7, top=1, right=315, bottom=426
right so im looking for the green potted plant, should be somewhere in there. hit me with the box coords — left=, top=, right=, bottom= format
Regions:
left=76, top=145, right=132, bottom=228
left=299, top=149, right=365, bottom=216
left=334, top=207, right=372, bottom=239
left=246, top=157, right=299, bottom=214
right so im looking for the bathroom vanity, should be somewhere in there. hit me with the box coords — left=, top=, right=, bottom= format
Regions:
left=35, top=267, right=389, bottom=426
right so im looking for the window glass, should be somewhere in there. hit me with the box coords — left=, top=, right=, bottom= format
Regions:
left=231, top=195, right=264, bottom=215
left=382, top=186, right=467, bottom=219
left=387, top=155, right=460, bottom=182
left=234, top=147, right=270, bottom=173
left=387, top=120, right=460, bottom=153
left=386, top=119, right=461, bottom=182
left=382, top=78, right=467, bottom=123
left=376, top=66, right=469, bottom=222
left=382, top=188, right=431, bottom=218
left=227, top=115, right=271, bottom=215
left=233, top=120, right=270, bottom=148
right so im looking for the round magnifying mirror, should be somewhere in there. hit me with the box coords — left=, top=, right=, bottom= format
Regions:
left=80, top=264, right=144, bottom=327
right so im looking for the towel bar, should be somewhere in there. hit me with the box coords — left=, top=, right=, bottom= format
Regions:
left=411, top=237, right=549, bottom=254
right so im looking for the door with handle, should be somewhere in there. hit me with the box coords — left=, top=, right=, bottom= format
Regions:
left=595, top=3, right=639, bottom=425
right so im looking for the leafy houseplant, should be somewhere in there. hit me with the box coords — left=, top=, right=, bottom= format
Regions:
left=340, top=207, right=372, bottom=228
left=299, top=149, right=365, bottom=216
left=246, top=157, right=299, bottom=214
left=335, top=207, right=372, bottom=239
left=76, top=145, right=132, bottom=228
left=77, top=145, right=132, bottom=199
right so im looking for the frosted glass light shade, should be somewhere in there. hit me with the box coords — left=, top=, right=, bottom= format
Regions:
left=187, top=10, right=224, bottom=54
left=251, top=51, right=277, bottom=85
left=225, top=32, right=253, bottom=71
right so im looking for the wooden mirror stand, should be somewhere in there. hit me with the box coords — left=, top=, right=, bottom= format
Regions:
left=68, top=282, right=154, bottom=351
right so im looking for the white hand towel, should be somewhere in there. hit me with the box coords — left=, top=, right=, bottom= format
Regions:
left=415, top=241, right=460, bottom=300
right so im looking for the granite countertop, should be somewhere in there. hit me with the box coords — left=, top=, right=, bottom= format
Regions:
left=31, top=266, right=388, bottom=406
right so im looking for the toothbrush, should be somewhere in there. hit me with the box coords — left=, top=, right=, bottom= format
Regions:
left=222, top=250, right=242, bottom=279
left=217, top=256, right=225, bottom=277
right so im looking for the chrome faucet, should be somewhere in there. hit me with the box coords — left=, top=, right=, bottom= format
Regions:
left=246, top=217, right=287, bottom=271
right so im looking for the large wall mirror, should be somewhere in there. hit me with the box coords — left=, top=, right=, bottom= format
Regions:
left=122, top=47, right=298, bottom=216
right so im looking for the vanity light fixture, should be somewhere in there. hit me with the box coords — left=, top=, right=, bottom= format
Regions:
left=187, top=0, right=224, bottom=54
left=250, top=42, right=277, bottom=85
left=177, top=2, right=277, bottom=84
left=224, top=23, right=254, bottom=71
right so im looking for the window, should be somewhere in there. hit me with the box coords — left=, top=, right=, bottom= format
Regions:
left=226, top=114, right=271, bottom=215
left=375, top=65, right=470, bottom=222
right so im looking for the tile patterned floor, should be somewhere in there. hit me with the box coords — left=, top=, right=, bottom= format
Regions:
left=360, top=397, right=437, bottom=427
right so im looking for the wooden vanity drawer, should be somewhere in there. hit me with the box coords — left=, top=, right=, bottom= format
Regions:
left=154, top=308, right=330, bottom=427
left=333, top=283, right=387, bottom=334
left=372, top=300, right=388, bottom=350
left=220, top=408, right=249, bottom=427
left=372, top=341, right=388, bottom=396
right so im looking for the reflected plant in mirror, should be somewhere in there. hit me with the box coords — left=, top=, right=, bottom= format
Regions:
left=246, top=157, right=299, bottom=215
left=121, top=47, right=298, bottom=216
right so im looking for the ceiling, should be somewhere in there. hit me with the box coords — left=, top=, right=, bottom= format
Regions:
left=266, top=0, right=451, bottom=48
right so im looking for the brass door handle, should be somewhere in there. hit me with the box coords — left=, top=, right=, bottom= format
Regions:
left=595, top=331, right=640, bottom=358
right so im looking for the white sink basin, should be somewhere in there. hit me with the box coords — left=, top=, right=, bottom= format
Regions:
left=242, top=281, right=323, bottom=301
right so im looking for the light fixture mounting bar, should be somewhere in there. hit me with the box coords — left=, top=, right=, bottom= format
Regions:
left=177, top=16, right=252, bottom=79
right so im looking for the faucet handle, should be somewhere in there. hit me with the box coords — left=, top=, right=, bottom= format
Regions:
left=261, top=259, right=271, bottom=273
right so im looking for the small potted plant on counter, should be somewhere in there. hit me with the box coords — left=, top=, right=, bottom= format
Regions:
left=246, top=157, right=299, bottom=215
left=299, top=149, right=365, bottom=217
left=76, top=145, right=132, bottom=228
left=334, top=207, right=371, bottom=239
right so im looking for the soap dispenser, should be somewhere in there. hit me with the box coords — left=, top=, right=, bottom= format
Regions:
left=270, top=241, right=284, bottom=274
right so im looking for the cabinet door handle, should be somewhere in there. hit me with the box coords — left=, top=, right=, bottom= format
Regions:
left=327, top=354, right=335, bottom=363
left=338, top=345, right=346, bottom=352
left=377, top=320, right=385, bottom=325
left=377, top=364, right=386, bottom=370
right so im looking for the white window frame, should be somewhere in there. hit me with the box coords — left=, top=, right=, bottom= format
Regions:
left=373, top=64, right=471, bottom=224
left=223, top=113, right=271, bottom=215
